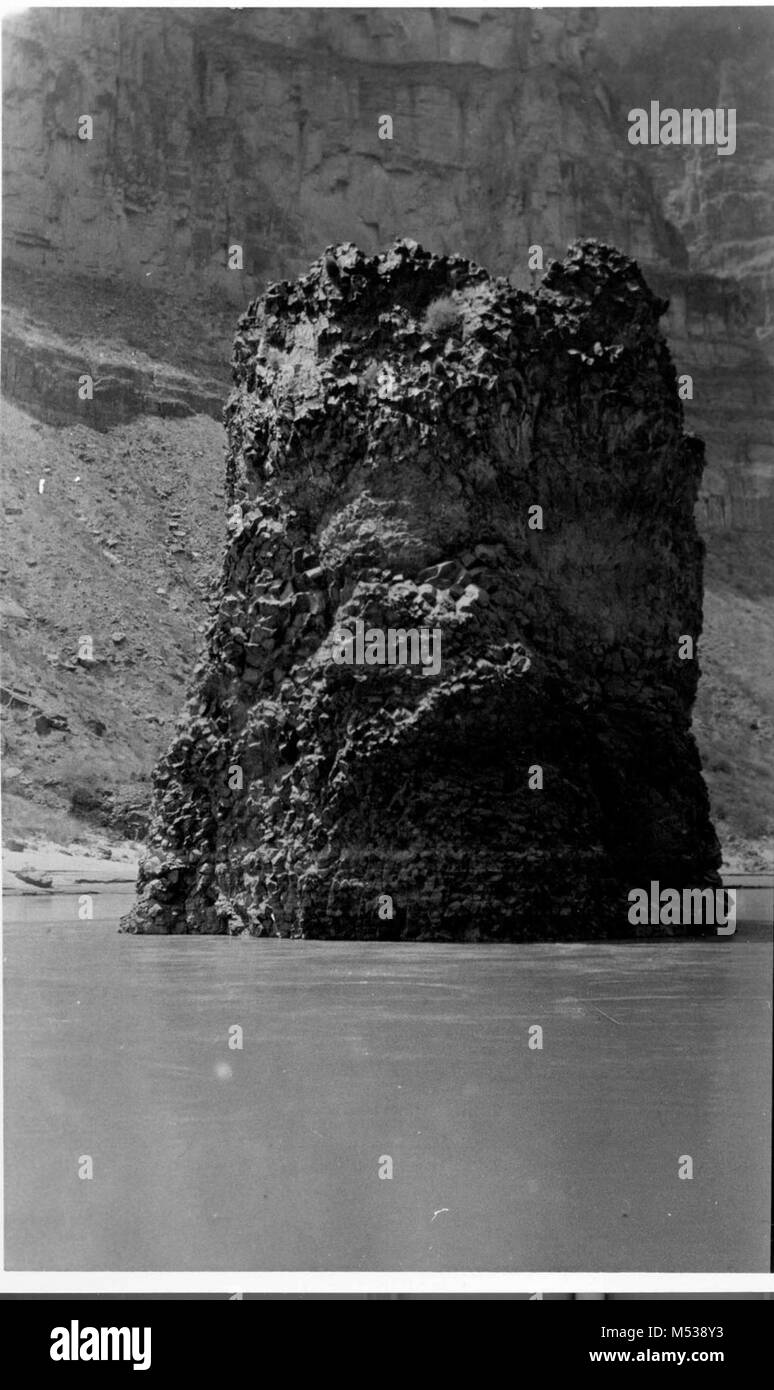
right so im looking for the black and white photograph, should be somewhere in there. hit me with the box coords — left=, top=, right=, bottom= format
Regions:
left=1, top=2, right=772, bottom=1279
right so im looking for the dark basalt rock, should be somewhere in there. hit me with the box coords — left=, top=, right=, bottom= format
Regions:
left=121, top=238, right=722, bottom=940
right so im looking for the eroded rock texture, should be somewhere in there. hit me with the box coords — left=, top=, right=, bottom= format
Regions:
left=122, top=238, right=721, bottom=939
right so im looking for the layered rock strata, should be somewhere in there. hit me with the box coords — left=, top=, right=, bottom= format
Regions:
left=1, top=312, right=223, bottom=430
left=4, top=7, right=773, bottom=532
left=122, top=238, right=721, bottom=939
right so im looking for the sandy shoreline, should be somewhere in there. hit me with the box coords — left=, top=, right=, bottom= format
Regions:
left=2, top=846, right=139, bottom=894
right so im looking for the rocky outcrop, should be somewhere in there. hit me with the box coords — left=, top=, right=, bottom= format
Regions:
left=1, top=312, right=223, bottom=430
left=121, top=238, right=721, bottom=940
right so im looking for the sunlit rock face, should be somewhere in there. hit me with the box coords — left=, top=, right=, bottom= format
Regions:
left=121, top=238, right=721, bottom=940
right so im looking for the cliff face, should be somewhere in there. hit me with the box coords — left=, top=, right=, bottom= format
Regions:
left=1, top=307, right=223, bottom=430
left=597, top=8, right=774, bottom=533
left=3, top=6, right=772, bottom=527
left=2, top=7, right=674, bottom=294
left=122, top=240, right=720, bottom=939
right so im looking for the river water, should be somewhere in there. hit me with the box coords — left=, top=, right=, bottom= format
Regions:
left=3, top=891, right=771, bottom=1270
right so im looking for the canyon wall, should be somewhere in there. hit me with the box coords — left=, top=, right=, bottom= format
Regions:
left=597, top=8, right=774, bottom=535
left=2, top=8, right=677, bottom=293
left=122, top=239, right=721, bottom=939
left=2, top=8, right=772, bottom=870
left=3, top=6, right=773, bottom=529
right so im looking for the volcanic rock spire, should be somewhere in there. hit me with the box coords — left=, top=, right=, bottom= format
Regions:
left=122, top=238, right=721, bottom=939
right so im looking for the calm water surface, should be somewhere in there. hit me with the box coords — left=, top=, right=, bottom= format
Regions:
left=3, top=892, right=771, bottom=1270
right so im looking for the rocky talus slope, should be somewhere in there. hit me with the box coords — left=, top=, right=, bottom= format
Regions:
left=122, top=240, right=721, bottom=939
left=0, top=404, right=224, bottom=847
